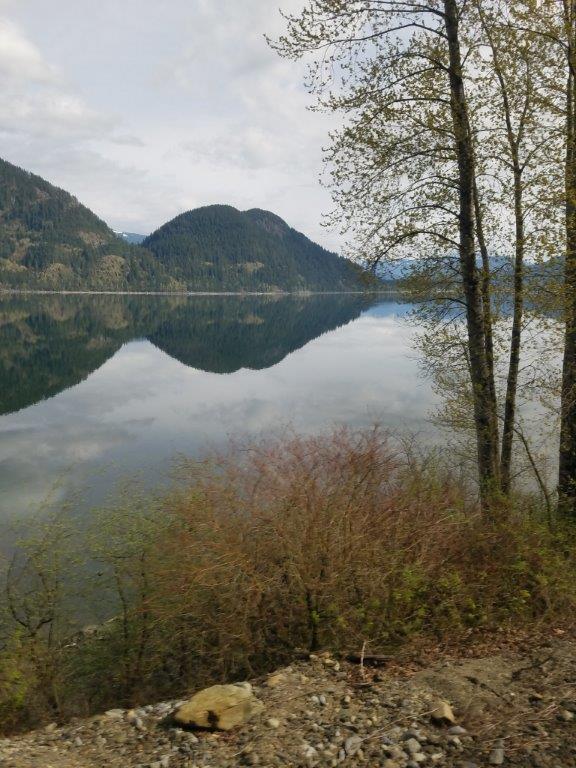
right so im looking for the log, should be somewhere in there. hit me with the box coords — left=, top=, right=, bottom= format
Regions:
left=345, top=653, right=393, bottom=667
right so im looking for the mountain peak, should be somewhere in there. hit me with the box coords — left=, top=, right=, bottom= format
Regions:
left=244, top=208, right=289, bottom=237
left=143, top=204, right=362, bottom=292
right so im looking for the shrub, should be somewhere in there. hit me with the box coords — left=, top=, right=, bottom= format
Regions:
left=2, top=426, right=575, bottom=733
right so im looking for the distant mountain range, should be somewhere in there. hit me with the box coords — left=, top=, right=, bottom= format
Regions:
left=117, top=231, right=146, bottom=245
left=0, top=158, right=371, bottom=292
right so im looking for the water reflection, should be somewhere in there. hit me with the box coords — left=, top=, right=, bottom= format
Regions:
left=0, top=293, right=435, bottom=524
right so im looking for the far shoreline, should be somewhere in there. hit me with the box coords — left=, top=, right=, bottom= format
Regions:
left=0, top=288, right=409, bottom=297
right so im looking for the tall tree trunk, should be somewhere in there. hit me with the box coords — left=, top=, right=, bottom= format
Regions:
left=475, top=2, right=529, bottom=496
left=473, top=182, right=499, bottom=444
left=559, top=11, right=576, bottom=514
left=444, top=0, right=500, bottom=511
left=501, top=166, right=525, bottom=493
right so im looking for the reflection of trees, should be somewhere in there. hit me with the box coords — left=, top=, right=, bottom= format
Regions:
left=0, top=293, right=379, bottom=415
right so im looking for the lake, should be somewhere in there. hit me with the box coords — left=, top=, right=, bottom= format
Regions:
left=0, top=292, right=439, bottom=530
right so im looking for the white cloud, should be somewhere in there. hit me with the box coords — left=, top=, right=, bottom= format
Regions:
left=0, top=0, right=343, bottom=248
left=0, top=17, right=56, bottom=82
left=0, top=91, right=115, bottom=139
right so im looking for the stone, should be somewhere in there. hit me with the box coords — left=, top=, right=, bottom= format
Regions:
left=266, top=718, right=281, bottom=729
left=344, top=735, right=363, bottom=756
left=448, top=726, right=467, bottom=735
left=405, top=738, right=422, bottom=755
left=489, top=747, right=505, bottom=765
left=173, top=684, right=264, bottom=731
left=104, top=709, right=124, bottom=719
left=266, top=674, right=286, bottom=688
left=430, top=699, right=456, bottom=726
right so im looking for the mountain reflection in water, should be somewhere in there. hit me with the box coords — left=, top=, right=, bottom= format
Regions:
left=0, top=293, right=378, bottom=415
left=0, top=292, right=435, bottom=525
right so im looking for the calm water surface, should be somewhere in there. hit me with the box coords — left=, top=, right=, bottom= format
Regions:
left=0, top=293, right=438, bottom=527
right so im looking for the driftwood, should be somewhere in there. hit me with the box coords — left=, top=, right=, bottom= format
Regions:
left=345, top=653, right=394, bottom=667
left=292, top=649, right=394, bottom=667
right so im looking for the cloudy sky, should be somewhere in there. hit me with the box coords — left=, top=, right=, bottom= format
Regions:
left=0, top=0, right=342, bottom=248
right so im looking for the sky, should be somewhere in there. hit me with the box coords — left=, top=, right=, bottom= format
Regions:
left=0, top=0, right=342, bottom=249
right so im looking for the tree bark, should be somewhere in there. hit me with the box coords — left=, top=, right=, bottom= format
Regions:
left=559, top=8, right=576, bottom=514
left=473, top=182, right=500, bottom=448
left=444, top=0, right=501, bottom=511
left=501, top=165, right=525, bottom=494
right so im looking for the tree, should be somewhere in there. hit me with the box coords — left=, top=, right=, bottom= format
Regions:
left=557, top=0, right=576, bottom=514
left=273, top=0, right=569, bottom=508
left=272, top=0, right=504, bottom=510
left=470, top=0, right=561, bottom=493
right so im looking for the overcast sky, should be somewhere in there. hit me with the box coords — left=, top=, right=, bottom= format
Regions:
left=0, top=0, right=342, bottom=249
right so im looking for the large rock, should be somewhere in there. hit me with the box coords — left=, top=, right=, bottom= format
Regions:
left=430, top=698, right=456, bottom=725
left=173, top=683, right=264, bottom=731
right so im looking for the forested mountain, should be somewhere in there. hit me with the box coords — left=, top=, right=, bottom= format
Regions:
left=0, top=159, right=176, bottom=291
left=0, top=159, right=369, bottom=292
left=143, top=205, right=366, bottom=291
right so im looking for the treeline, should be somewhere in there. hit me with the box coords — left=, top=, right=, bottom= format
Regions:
left=0, top=159, right=175, bottom=291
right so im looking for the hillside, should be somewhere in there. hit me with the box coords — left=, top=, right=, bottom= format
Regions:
left=0, top=160, right=371, bottom=292
left=143, top=205, right=366, bottom=291
left=0, top=159, right=177, bottom=291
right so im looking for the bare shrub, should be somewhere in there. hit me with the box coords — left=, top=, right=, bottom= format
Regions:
left=2, top=427, right=574, bottom=730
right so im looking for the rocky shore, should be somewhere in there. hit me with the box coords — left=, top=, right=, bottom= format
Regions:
left=2, top=635, right=576, bottom=768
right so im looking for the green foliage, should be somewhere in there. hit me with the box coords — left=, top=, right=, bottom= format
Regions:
left=143, top=205, right=366, bottom=292
left=0, top=632, right=33, bottom=730
left=0, top=160, right=370, bottom=292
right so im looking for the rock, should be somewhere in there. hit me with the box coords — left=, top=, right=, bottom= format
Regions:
left=344, top=735, right=363, bottom=756
left=150, top=759, right=171, bottom=768
left=489, top=747, right=505, bottom=765
left=266, top=674, right=286, bottom=688
left=430, top=699, right=456, bottom=726
left=266, top=718, right=281, bottom=729
left=405, top=738, right=422, bottom=755
left=448, top=725, right=468, bottom=735
left=104, top=709, right=124, bottom=719
left=174, top=684, right=264, bottom=731
left=559, top=709, right=574, bottom=722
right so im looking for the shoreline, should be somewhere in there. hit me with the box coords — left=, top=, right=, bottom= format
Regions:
left=0, top=288, right=410, bottom=297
